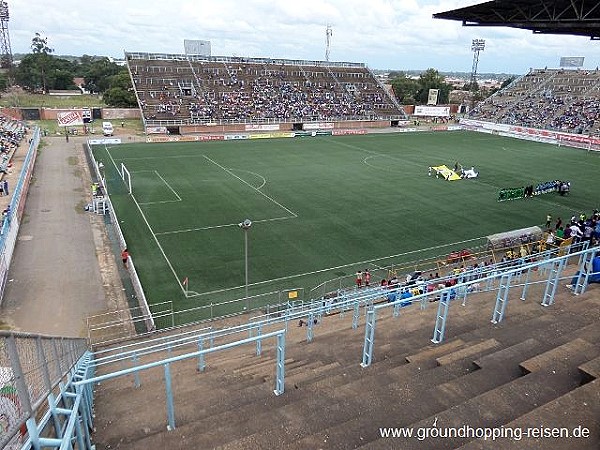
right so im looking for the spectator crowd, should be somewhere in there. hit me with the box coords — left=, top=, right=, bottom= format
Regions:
left=130, top=58, right=404, bottom=123
left=470, top=68, right=600, bottom=135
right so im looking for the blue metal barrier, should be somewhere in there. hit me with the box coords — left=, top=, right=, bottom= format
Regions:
left=77, top=329, right=286, bottom=431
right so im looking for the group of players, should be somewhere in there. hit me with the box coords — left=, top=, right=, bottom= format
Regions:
left=427, top=162, right=478, bottom=180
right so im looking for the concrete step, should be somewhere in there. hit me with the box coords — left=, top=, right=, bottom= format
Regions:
left=520, top=338, right=597, bottom=374
left=578, top=355, right=600, bottom=383
left=435, top=339, right=500, bottom=366
left=473, top=338, right=540, bottom=370
left=89, top=273, right=600, bottom=449
left=225, top=354, right=492, bottom=450
left=361, top=368, right=586, bottom=450
left=291, top=338, right=543, bottom=449
left=405, top=339, right=466, bottom=364
left=570, top=321, right=600, bottom=343
left=455, top=379, right=600, bottom=450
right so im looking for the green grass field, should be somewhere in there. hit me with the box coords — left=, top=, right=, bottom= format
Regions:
left=0, top=93, right=105, bottom=108
left=91, top=131, right=599, bottom=323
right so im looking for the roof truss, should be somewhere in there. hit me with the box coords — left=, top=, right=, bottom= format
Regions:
left=433, top=1, right=600, bottom=39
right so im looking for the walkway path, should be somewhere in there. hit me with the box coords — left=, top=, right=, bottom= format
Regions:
left=0, top=135, right=117, bottom=337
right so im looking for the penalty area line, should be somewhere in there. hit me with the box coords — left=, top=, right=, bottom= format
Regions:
left=155, top=215, right=296, bottom=236
left=185, top=235, right=488, bottom=299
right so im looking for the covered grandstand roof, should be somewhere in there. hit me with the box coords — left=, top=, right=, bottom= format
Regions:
left=433, top=0, right=600, bottom=39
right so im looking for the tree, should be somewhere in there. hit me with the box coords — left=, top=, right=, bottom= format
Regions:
left=390, top=72, right=420, bottom=104
left=415, top=68, right=452, bottom=104
left=14, top=54, right=44, bottom=90
left=500, top=77, right=516, bottom=90
left=463, top=80, right=479, bottom=92
left=29, top=33, right=54, bottom=92
left=15, top=53, right=76, bottom=91
left=0, top=73, right=7, bottom=91
left=102, top=71, right=137, bottom=107
left=82, top=57, right=122, bottom=93
left=31, top=33, right=53, bottom=55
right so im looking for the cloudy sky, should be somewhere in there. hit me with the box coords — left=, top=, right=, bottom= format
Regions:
left=9, top=0, right=600, bottom=74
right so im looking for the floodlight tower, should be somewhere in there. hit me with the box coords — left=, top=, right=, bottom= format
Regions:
left=0, top=1, right=12, bottom=69
left=325, top=24, right=332, bottom=62
left=469, top=39, right=485, bottom=110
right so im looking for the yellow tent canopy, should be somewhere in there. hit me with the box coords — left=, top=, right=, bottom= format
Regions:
left=431, top=165, right=461, bottom=181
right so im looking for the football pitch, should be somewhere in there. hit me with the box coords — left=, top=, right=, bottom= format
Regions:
left=91, top=130, right=599, bottom=321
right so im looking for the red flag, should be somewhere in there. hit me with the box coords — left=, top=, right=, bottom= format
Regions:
left=182, top=277, right=188, bottom=288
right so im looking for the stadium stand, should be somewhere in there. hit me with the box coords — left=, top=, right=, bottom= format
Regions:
left=469, top=68, right=600, bottom=135
left=4, top=2, right=600, bottom=447
left=86, top=259, right=599, bottom=449
left=125, top=52, right=407, bottom=128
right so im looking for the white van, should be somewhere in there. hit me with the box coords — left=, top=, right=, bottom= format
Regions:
left=102, top=122, right=114, bottom=136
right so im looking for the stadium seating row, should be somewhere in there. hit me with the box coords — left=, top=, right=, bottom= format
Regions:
left=126, top=53, right=406, bottom=125
left=470, top=68, right=600, bottom=135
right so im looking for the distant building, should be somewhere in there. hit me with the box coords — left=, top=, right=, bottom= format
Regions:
left=108, top=56, right=127, bottom=67
left=184, top=40, right=211, bottom=56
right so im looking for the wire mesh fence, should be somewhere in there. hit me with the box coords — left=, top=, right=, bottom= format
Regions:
left=0, top=332, right=87, bottom=449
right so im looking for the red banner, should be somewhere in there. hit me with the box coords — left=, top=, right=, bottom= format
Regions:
left=57, top=111, right=83, bottom=126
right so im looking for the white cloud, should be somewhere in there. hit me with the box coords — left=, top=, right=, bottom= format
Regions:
left=8, top=0, right=600, bottom=73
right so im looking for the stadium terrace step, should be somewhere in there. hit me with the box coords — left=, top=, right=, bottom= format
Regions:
left=286, top=361, right=343, bottom=388
left=442, top=299, right=599, bottom=359
left=295, top=337, right=543, bottom=449
left=473, top=338, right=540, bottom=370
left=519, top=338, right=597, bottom=374
left=432, top=343, right=540, bottom=407
left=570, top=321, right=600, bottom=343
left=90, top=263, right=600, bottom=449
left=435, top=339, right=500, bottom=366
left=405, top=339, right=466, bottom=364
left=206, top=350, right=480, bottom=450
left=455, top=379, right=600, bottom=450
left=363, top=359, right=594, bottom=450
left=122, top=371, right=388, bottom=450
left=256, top=357, right=487, bottom=449
left=93, top=364, right=288, bottom=448
left=233, top=357, right=295, bottom=377
left=578, top=355, right=600, bottom=383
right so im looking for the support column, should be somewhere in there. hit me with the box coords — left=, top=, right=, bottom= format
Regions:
left=361, top=308, right=376, bottom=367
left=164, top=363, right=175, bottom=430
left=274, top=333, right=286, bottom=396
left=541, top=259, right=565, bottom=306
left=197, top=339, right=205, bottom=372
left=573, top=248, right=597, bottom=296
left=432, top=291, right=450, bottom=343
left=520, top=267, right=532, bottom=301
left=492, top=272, right=512, bottom=324
left=307, top=312, right=315, bottom=342
left=132, top=352, right=141, bottom=387
left=256, top=323, right=262, bottom=356
left=352, top=300, right=360, bottom=329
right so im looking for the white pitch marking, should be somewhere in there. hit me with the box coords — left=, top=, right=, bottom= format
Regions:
left=154, top=171, right=182, bottom=201
left=230, top=168, right=267, bottom=190
left=332, top=139, right=424, bottom=170
left=155, top=215, right=296, bottom=236
left=104, top=145, right=188, bottom=295
left=362, top=155, right=398, bottom=172
left=203, top=154, right=297, bottom=217
left=186, top=235, right=488, bottom=298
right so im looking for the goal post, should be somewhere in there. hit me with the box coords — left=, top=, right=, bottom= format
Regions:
left=557, top=134, right=600, bottom=152
left=120, top=162, right=132, bottom=195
